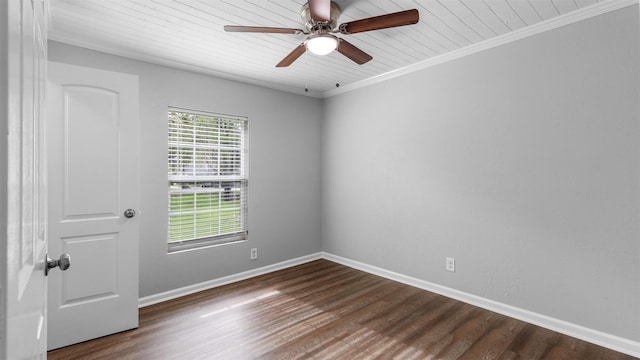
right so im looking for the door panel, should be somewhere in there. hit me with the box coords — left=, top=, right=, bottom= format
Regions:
left=2, top=0, right=48, bottom=358
left=61, top=233, right=119, bottom=304
left=62, top=87, right=120, bottom=218
left=47, top=62, right=140, bottom=350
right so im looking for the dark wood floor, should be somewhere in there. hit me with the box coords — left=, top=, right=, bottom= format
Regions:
left=48, top=259, right=637, bottom=360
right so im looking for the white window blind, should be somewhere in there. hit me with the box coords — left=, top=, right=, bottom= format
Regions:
left=168, top=109, right=248, bottom=250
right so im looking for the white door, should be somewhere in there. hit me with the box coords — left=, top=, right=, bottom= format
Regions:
left=46, top=62, right=140, bottom=350
left=1, top=0, right=48, bottom=358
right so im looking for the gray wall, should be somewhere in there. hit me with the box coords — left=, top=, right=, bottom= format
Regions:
left=48, top=41, right=323, bottom=298
left=49, top=3, right=640, bottom=345
left=323, top=6, right=640, bottom=341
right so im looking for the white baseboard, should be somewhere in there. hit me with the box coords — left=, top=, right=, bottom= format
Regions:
left=138, top=252, right=322, bottom=308
left=321, top=252, right=640, bottom=358
left=137, top=251, right=639, bottom=357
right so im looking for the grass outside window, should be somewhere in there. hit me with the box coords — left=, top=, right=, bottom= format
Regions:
left=167, top=109, right=248, bottom=249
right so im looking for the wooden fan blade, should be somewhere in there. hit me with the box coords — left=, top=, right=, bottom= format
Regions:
left=224, top=25, right=304, bottom=34
left=339, top=9, right=419, bottom=34
left=308, top=0, right=331, bottom=22
left=336, top=39, right=372, bottom=65
left=276, top=43, right=307, bottom=67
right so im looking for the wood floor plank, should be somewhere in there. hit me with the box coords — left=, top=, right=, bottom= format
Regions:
left=48, top=259, right=638, bottom=360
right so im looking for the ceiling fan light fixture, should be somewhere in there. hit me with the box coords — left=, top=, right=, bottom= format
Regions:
left=306, top=34, right=338, bottom=56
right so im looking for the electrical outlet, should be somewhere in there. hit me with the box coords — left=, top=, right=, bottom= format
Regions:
left=446, top=257, right=455, bottom=272
left=250, top=248, right=258, bottom=260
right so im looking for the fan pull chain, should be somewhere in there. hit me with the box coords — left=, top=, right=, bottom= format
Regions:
left=335, top=52, right=340, bottom=88
left=304, top=51, right=309, bottom=92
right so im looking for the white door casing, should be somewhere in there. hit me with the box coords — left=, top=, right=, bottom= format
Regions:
left=1, top=0, right=49, bottom=358
left=47, top=62, right=140, bottom=350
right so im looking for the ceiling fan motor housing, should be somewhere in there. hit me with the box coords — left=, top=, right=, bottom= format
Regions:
left=301, top=1, right=341, bottom=32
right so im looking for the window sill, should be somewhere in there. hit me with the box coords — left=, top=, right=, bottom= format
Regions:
left=168, top=234, right=248, bottom=254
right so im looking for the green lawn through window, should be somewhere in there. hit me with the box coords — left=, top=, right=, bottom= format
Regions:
left=169, top=192, right=242, bottom=242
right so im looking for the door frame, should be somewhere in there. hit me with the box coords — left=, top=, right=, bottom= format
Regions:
left=0, top=0, right=8, bottom=351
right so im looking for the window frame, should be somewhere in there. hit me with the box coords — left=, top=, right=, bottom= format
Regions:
left=167, top=107, right=248, bottom=253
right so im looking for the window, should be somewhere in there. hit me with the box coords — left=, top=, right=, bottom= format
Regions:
left=168, top=108, right=248, bottom=251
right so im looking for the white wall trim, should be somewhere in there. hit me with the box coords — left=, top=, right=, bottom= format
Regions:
left=47, top=36, right=325, bottom=99
left=49, top=0, right=637, bottom=100
left=138, top=252, right=322, bottom=308
left=321, top=252, right=640, bottom=358
left=139, top=250, right=639, bottom=357
left=322, top=0, right=639, bottom=98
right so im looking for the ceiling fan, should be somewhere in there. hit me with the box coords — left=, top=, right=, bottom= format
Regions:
left=224, top=0, right=419, bottom=67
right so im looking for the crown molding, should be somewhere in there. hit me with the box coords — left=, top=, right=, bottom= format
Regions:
left=322, top=0, right=639, bottom=98
left=47, top=36, right=325, bottom=99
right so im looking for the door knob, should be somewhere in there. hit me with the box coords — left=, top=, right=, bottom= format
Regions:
left=46, top=253, right=71, bottom=276
left=124, top=208, right=136, bottom=218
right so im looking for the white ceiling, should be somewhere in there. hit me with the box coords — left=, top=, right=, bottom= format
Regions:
left=49, top=0, right=605, bottom=97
